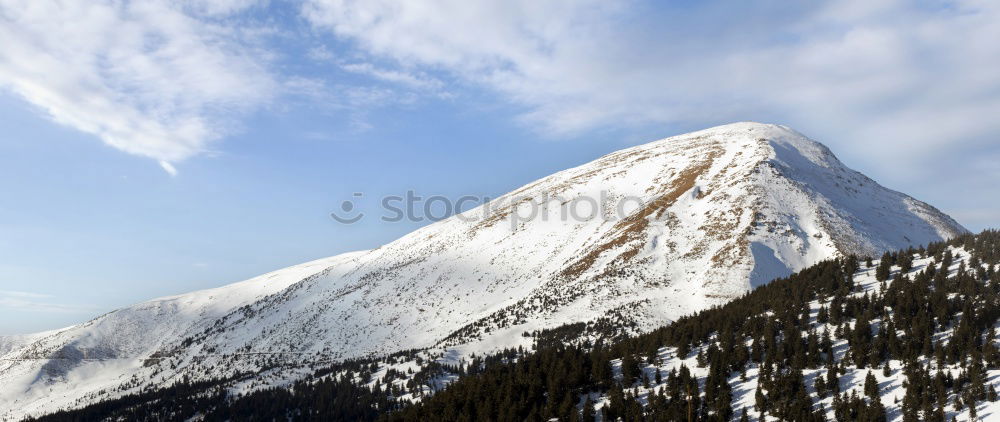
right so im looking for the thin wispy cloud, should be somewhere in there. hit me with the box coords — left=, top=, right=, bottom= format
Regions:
left=340, top=63, right=444, bottom=92
left=0, top=0, right=276, bottom=174
left=302, top=0, right=1000, bottom=166
left=0, top=290, right=96, bottom=313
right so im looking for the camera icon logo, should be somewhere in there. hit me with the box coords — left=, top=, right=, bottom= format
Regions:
left=330, top=193, right=364, bottom=224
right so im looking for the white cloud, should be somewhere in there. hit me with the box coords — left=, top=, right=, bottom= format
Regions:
left=3, top=0, right=999, bottom=183
left=301, top=0, right=1000, bottom=173
left=159, top=161, right=179, bottom=177
left=340, top=62, right=443, bottom=92
left=0, top=0, right=277, bottom=173
left=0, top=290, right=95, bottom=313
left=307, top=45, right=336, bottom=62
left=0, top=290, right=47, bottom=299
left=179, top=0, right=264, bottom=17
left=302, top=0, right=627, bottom=133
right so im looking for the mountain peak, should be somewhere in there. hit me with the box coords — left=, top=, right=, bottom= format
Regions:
left=642, top=121, right=831, bottom=165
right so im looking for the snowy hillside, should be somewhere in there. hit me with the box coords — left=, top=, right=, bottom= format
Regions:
left=0, top=122, right=966, bottom=419
left=386, top=231, right=1000, bottom=422
left=585, top=242, right=1000, bottom=421
left=0, top=253, right=364, bottom=418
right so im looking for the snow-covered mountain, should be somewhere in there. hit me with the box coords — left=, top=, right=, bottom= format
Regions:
left=0, top=122, right=966, bottom=418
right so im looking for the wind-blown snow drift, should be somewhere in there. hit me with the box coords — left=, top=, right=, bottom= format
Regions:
left=0, top=123, right=966, bottom=417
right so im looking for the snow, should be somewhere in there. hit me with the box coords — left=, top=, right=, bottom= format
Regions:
left=0, top=122, right=967, bottom=419
left=748, top=242, right=794, bottom=288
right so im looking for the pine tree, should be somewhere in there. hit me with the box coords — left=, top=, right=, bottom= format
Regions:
left=815, top=375, right=827, bottom=398
left=581, top=396, right=595, bottom=422
left=865, top=371, right=879, bottom=399
left=827, top=365, right=840, bottom=393
left=876, top=252, right=893, bottom=281
left=899, top=252, right=914, bottom=273
left=967, top=391, right=978, bottom=420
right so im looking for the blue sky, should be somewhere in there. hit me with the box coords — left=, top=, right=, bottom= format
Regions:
left=1, top=0, right=998, bottom=334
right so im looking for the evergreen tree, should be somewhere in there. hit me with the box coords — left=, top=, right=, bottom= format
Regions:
left=876, top=252, right=893, bottom=281
left=865, top=371, right=879, bottom=399
left=581, top=396, right=595, bottom=422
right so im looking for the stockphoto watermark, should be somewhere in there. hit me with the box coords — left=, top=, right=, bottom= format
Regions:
left=330, top=190, right=657, bottom=228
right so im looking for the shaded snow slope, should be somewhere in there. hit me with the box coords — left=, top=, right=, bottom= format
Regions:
left=0, top=123, right=966, bottom=418
left=0, top=252, right=366, bottom=418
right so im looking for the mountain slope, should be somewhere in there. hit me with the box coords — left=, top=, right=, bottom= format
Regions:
left=27, top=234, right=1000, bottom=422
left=0, top=122, right=966, bottom=418
left=385, top=231, right=1000, bottom=422
left=0, top=253, right=365, bottom=418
